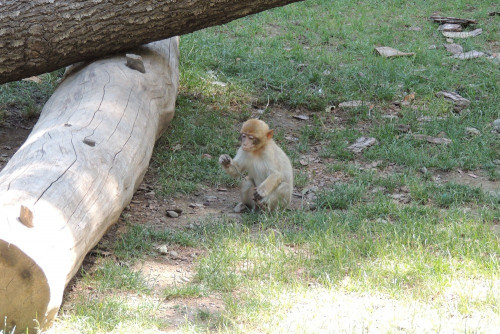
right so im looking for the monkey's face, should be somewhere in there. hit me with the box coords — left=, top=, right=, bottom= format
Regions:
left=240, top=119, right=273, bottom=153
left=240, top=133, right=262, bottom=152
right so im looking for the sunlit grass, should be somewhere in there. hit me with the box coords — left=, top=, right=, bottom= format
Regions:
left=6, top=0, right=498, bottom=333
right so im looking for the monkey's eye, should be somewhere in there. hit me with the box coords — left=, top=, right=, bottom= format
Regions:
left=248, top=136, right=254, bottom=140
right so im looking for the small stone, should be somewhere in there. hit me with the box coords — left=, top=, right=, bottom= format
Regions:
left=420, top=167, right=428, bottom=174
left=170, top=250, right=179, bottom=258
left=491, top=225, right=500, bottom=237
left=125, top=53, right=146, bottom=73
left=306, top=192, right=317, bottom=201
left=166, top=210, right=179, bottom=218
left=465, top=127, right=480, bottom=136
left=205, top=195, right=217, bottom=202
left=443, top=43, right=463, bottom=55
left=212, top=81, right=227, bottom=87
left=396, top=124, right=411, bottom=133
left=493, top=119, right=500, bottom=132
left=156, top=245, right=169, bottom=255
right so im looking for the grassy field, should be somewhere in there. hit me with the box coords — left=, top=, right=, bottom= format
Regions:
left=1, top=0, right=499, bottom=333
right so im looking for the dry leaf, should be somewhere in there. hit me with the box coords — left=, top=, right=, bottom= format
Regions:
left=347, top=137, right=378, bottom=153
left=442, top=28, right=482, bottom=38
left=375, top=47, right=415, bottom=58
left=212, top=81, right=227, bottom=87
left=438, top=23, right=462, bottom=32
left=435, top=91, right=470, bottom=112
left=293, top=114, right=310, bottom=121
left=452, top=50, right=486, bottom=60
left=22, top=76, right=42, bottom=84
left=338, top=100, right=368, bottom=108
left=172, top=144, right=182, bottom=151
left=403, top=93, right=416, bottom=102
left=429, top=15, right=478, bottom=26
left=412, top=134, right=452, bottom=145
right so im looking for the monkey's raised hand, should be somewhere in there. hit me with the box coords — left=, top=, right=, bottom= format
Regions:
left=218, top=154, right=232, bottom=168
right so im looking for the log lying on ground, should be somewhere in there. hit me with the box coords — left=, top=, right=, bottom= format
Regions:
left=0, top=37, right=179, bottom=333
left=0, top=0, right=304, bottom=84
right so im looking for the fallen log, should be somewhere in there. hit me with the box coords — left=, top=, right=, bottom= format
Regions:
left=0, top=37, right=179, bottom=332
left=0, top=0, right=304, bottom=84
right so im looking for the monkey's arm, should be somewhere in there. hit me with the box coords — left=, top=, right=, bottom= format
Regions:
left=255, top=171, right=282, bottom=199
left=219, top=153, right=244, bottom=178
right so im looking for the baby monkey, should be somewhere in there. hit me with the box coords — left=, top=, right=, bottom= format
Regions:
left=219, top=119, right=293, bottom=212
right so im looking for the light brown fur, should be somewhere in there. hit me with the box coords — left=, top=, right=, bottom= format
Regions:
left=219, top=119, right=293, bottom=211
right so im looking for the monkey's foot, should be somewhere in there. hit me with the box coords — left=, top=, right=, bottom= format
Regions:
left=233, top=203, right=251, bottom=213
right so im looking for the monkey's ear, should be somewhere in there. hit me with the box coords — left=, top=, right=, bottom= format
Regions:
left=267, top=130, right=274, bottom=139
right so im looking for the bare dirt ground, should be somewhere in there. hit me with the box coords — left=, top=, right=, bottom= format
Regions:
left=1, top=106, right=499, bottom=332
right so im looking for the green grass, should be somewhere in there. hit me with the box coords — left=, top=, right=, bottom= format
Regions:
left=80, top=259, right=151, bottom=294
left=114, top=223, right=199, bottom=261
left=56, top=296, right=167, bottom=333
left=0, top=71, right=62, bottom=123
left=163, top=284, right=206, bottom=300
left=152, top=96, right=241, bottom=195
left=151, top=0, right=499, bottom=330
left=3, top=0, right=499, bottom=333
left=182, top=205, right=499, bottom=331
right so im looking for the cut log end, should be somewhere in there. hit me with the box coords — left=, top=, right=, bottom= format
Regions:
left=0, top=241, right=52, bottom=333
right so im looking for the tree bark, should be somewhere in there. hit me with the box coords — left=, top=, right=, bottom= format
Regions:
left=0, top=0, right=303, bottom=84
left=0, top=37, right=179, bottom=333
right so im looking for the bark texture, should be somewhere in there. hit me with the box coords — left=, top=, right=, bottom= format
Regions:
left=0, top=37, right=179, bottom=333
left=0, top=0, right=303, bottom=84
